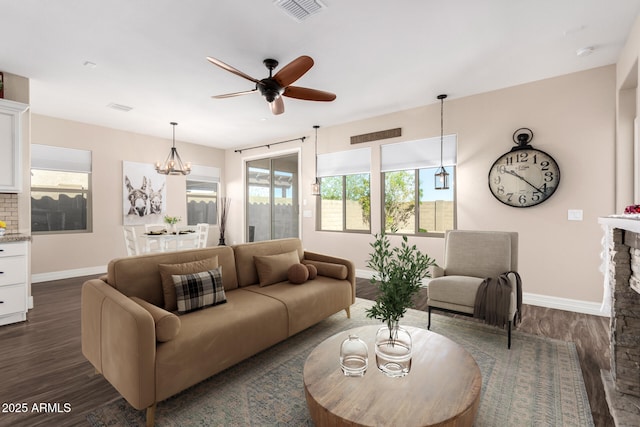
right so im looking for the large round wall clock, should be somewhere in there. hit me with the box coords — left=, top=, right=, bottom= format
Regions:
left=488, top=128, right=560, bottom=208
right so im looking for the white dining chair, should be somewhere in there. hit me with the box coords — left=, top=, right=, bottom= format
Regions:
left=176, top=225, right=199, bottom=250
left=196, top=223, right=209, bottom=248
left=144, top=223, right=166, bottom=252
left=123, top=226, right=141, bottom=256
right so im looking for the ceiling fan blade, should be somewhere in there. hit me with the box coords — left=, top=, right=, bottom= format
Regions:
left=206, top=56, right=259, bottom=84
left=270, top=96, right=285, bottom=115
left=211, top=89, right=258, bottom=99
left=273, top=56, right=314, bottom=87
left=283, top=86, right=336, bottom=102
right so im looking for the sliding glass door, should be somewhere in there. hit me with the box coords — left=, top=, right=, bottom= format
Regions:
left=246, top=153, right=299, bottom=242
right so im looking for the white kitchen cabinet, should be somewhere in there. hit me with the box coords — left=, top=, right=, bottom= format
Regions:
left=0, top=240, right=28, bottom=325
left=0, top=98, right=29, bottom=192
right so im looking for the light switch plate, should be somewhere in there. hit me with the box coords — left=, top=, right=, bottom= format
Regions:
left=568, top=209, right=583, bottom=221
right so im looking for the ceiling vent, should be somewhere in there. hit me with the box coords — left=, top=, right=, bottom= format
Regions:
left=273, top=0, right=326, bottom=22
left=107, top=103, right=133, bottom=112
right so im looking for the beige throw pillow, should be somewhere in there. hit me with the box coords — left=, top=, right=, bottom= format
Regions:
left=158, top=257, right=218, bottom=311
left=131, top=296, right=181, bottom=342
left=254, top=250, right=300, bottom=287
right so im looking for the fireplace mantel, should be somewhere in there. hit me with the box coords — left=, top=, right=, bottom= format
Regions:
left=598, top=215, right=640, bottom=233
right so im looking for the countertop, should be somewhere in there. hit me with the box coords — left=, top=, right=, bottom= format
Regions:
left=0, top=233, right=32, bottom=243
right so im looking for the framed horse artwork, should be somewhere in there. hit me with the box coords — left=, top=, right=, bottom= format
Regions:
left=123, top=161, right=167, bottom=225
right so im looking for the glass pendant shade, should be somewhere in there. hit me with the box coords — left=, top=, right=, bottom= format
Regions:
left=435, top=94, right=448, bottom=190
left=311, top=179, right=320, bottom=196
left=156, top=122, right=191, bottom=175
left=434, top=166, right=449, bottom=190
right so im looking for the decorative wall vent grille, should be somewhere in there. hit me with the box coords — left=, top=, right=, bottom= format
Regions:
left=273, top=0, right=326, bottom=22
left=351, top=128, right=402, bottom=144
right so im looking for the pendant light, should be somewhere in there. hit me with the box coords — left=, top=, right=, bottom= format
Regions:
left=156, top=122, right=191, bottom=176
left=311, top=125, right=321, bottom=196
left=434, top=94, right=449, bottom=190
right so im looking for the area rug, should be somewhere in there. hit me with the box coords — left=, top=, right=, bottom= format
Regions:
left=86, top=298, right=593, bottom=426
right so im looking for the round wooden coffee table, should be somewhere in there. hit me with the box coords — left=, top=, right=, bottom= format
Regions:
left=303, top=325, right=481, bottom=427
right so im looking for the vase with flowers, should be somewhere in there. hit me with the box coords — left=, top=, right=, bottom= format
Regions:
left=0, top=220, right=6, bottom=236
left=163, top=215, right=180, bottom=234
left=365, top=232, right=436, bottom=377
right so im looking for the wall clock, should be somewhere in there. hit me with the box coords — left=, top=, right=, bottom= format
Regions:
left=488, top=128, right=560, bottom=208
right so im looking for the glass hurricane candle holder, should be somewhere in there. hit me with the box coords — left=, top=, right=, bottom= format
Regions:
left=340, top=334, right=368, bottom=377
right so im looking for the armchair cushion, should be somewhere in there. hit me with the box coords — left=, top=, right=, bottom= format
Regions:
left=444, top=231, right=511, bottom=278
left=428, top=276, right=484, bottom=309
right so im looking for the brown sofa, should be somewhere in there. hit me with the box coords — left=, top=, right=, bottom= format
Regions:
left=81, top=238, right=355, bottom=426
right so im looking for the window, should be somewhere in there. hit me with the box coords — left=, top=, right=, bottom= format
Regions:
left=246, top=154, right=298, bottom=242
left=31, top=145, right=92, bottom=233
left=382, top=167, right=455, bottom=234
left=186, top=165, right=220, bottom=226
left=381, top=135, right=456, bottom=235
left=317, top=147, right=371, bottom=232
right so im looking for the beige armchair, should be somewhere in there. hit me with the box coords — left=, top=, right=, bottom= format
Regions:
left=427, top=230, right=521, bottom=348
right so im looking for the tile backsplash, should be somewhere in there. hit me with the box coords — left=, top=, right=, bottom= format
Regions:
left=0, top=193, right=18, bottom=231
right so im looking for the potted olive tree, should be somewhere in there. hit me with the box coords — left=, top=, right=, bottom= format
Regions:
left=366, top=233, right=436, bottom=376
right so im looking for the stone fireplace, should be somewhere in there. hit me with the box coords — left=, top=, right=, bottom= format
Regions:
left=599, top=217, right=640, bottom=424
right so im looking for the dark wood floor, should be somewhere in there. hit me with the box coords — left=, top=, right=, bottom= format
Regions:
left=0, top=276, right=613, bottom=427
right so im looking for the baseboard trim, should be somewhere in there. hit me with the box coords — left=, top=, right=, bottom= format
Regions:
left=32, top=266, right=107, bottom=284
left=523, top=292, right=607, bottom=317
left=355, top=269, right=608, bottom=317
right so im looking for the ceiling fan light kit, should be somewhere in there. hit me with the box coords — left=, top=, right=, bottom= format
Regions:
left=207, top=55, right=336, bottom=115
left=156, top=122, right=191, bottom=176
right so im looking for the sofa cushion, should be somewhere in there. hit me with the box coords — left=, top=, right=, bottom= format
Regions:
left=254, top=250, right=300, bottom=287
left=302, top=260, right=348, bottom=280
left=287, top=263, right=309, bottom=284
left=106, top=246, right=238, bottom=307
left=306, top=263, right=317, bottom=280
left=232, top=239, right=303, bottom=287
left=159, top=257, right=218, bottom=311
left=173, top=267, right=227, bottom=314
left=131, top=296, right=181, bottom=342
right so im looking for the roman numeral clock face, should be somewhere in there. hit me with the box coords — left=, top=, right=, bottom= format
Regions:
left=488, top=148, right=560, bottom=208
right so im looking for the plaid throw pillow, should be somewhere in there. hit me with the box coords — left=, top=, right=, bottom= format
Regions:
left=172, top=267, right=226, bottom=314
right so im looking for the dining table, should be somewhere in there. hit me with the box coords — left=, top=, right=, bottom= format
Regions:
left=141, top=230, right=198, bottom=252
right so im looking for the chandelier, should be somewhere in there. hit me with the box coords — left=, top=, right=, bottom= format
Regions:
left=156, top=122, right=191, bottom=175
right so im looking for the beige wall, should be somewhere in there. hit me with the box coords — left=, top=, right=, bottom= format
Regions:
left=225, top=65, right=616, bottom=305
left=617, top=14, right=640, bottom=211
left=30, top=115, right=225, bottom=275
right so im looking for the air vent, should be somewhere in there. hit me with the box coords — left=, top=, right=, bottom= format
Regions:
left=107, top=103, right=133, bottom=112
left=273, top=0, right=326, bottom=22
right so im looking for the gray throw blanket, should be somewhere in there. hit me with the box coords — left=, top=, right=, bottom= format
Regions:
left=473, top=271, right=522, bottom=328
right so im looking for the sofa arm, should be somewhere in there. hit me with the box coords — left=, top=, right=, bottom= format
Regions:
left=81, top=279, right=157, bottom=410
left=432, top=265, right=445, bottom=278
left=304, top=251, right=356, bottom=303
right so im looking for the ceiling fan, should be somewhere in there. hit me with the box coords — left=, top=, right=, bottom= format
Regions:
left=206, top=55, right=336, bottom=115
